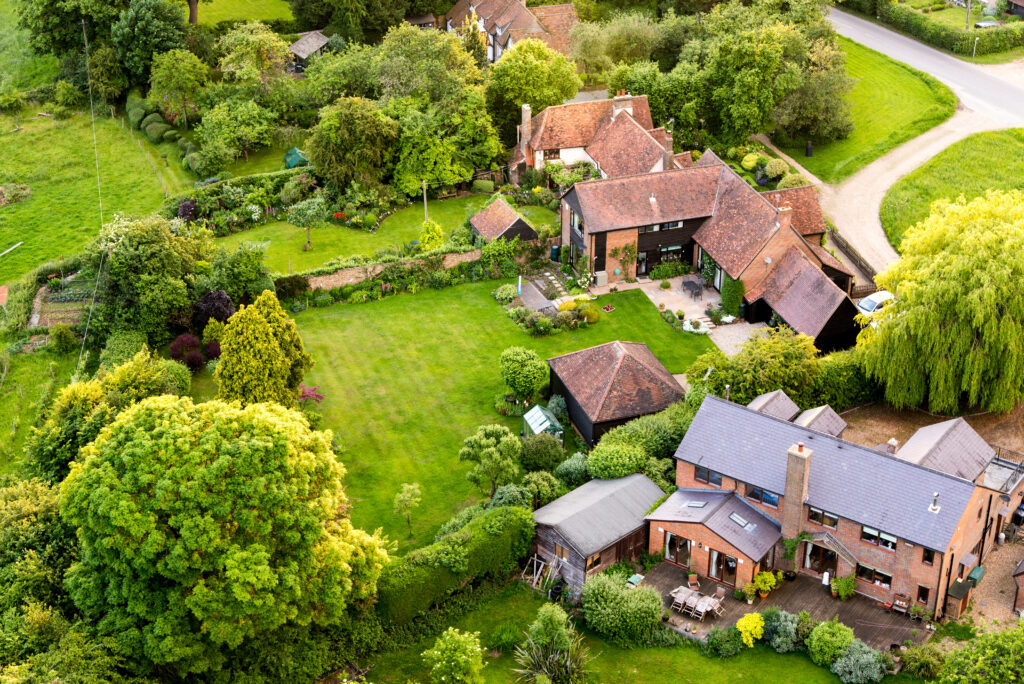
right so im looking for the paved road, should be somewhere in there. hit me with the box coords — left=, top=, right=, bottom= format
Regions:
left=829, top=9, right=1024, bottom=125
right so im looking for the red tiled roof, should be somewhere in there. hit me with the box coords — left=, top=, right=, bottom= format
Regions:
left=764, top=186, right=827, bottom=238
left=564, top=166, right=721, bottom=233
left=531, top=4, right=577, bottom=56
left=810, top=244, right=853, bottom=277
left=547, top=341, right=683, bottom=423
left=673, top=152, right=694, bottom=169
left=692, top=166, right=781, bottom=279
left=527, top=96, right=654, bottom=152
left=447, top=0, right=575, bottom=55
left=746, top=247, right=848, bottom=338
left=586, top=113, right=665, bottom=178
left=470, top=196, right=524, bottom=240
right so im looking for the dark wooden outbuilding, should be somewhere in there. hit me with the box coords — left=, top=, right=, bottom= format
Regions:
left=547, top=340, right=683, bottom=447
left=469, top=196, right=538, bottom=243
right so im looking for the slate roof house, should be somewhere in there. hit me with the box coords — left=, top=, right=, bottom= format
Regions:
left=547, top=341, right=683, bottom=447
left=663, top=392, right=1024, bottom=618
left=560, top=151, right=857, bottom=349
left=534, top=474, right=664, bottom=587
left=511, top=94, right=684, bottom=182
left=468, top=196, right=538, bottom=242
left=445, top=0, right=577, bottom=62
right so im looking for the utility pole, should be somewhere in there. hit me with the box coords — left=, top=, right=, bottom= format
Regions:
left=966, top=0, right=970, bottom=30
left=422, top=179, right=428, bottom=222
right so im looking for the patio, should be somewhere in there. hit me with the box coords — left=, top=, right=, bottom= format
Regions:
left=641, top=562, right=932, bottom=650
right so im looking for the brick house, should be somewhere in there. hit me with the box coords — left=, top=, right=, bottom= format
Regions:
left=533, top=474, right=664, bottom=588
left=661, top=392, right=1024, bottom=618
left=511, top=94, right=684, bottom=182
left=1010, top=0, right=1024, bottom=17
left=468, top=196, right=538, bottom=243
left=547, top=340, right=683, bottom=447
left=559, top=151, right=857, bottom=349
left=444, top=0, right=577, bottom=62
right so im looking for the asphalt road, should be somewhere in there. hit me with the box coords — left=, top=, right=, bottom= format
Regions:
left=829, top=8, right=1024, bottom=126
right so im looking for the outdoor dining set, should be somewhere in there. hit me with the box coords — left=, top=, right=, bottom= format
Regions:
left=680, top=273, right=705, bottom=301
left=669, top=583, right=727, bottom=622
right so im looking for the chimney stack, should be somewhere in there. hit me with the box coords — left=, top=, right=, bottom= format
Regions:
left=776, top=203, right=793, bottom=233
left=781, top=442, right=812, bottom=540
left=663, top=132, right=674, bottom=171
left=886, top=438, right=899, bottom=454
left=612, top=91, right=633, bottom=119
left=520, top=103, right=531, bottom=153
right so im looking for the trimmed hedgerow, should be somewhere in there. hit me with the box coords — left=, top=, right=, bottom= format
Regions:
left=98, top=330, right=148, bottom=369
left=581, top=573, right=663, bottom=647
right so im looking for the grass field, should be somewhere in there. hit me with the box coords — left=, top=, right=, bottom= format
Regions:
left=0, top=0, right=59, bottom=91
left=776, top=37, right=956, bottom=184
left=369, top=582, right=916, bottom=683
left=271, top=283, right=712, bottom=551
left=0, top=111, right=175, bottom=285
left=880, top=128, right=1024, bottom=249
left=197, top=0, right=293, bottom=26
left=0, top=350, right=78, bottom=475
left=217, top=197, right=558, bottom=274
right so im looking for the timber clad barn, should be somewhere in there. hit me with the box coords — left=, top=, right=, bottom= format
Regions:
left=469, top=197, right=538, bottom=243
left=533, top=474, right=664, bottom=587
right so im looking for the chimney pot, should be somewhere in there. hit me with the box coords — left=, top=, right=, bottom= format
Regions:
left=886, top=437, right=899, bottom=454
left=798, top=442, right=804, bottom=452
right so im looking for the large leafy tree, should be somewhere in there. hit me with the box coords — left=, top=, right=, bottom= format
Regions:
left=14, top=0, right=129, bottom=57
left=859, top=190, right=1024, bottom=413
left=499, top=346, right=548, bottom=400
left=110, top=0, right=187, bottom=80
left=458, top=424, right=522, bottom=497
left=772, top=38, right=854, bottom=142
left=149, top=48, right=208, bottom=127
left=196, top=100, right=276, bottom=161
left=939, top=625, right=1024, bottom=683
left=215, top=290, right=312, bottom=406
left=59, top=395, right=388, bottom=676
left=306, top=96, right=399, bottom=189
left=306, top=42, right=382, bottom=104
left=486, top=38, right=581, bottom=144
left=377, top=23, right=483, bottom=108
left=217, top=21, right=290, bottom=85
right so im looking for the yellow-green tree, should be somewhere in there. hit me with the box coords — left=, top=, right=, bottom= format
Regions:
left=859, top=190, right=1024, bottom=413
left=59, top=395, right=388, bottom=676
left=215, top=291, right=312, bottom=406
left=419, top=219, right=445, bottom=251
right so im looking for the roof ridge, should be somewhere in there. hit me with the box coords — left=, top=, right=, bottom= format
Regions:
left=571, top=163, right=718, bottom=189
left=699, top=395, right=982, bottom=486
left=593, top=341, right=627, bottom=420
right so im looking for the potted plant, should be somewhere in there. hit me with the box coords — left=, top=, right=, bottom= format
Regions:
left=831, top=574, right=856, bottom=601
left=910, top=604, right=928, bottom=622
left=688, top=571, right=698, bottom=586
left=733, top=589, right=746, bottom=601
left=742, top=582, right=756, bottom=605
left=754, top=570, right=777, bottom=598
left=659, top=302, right=666, bottom=310
left=783, top=570, right=797, bottom=581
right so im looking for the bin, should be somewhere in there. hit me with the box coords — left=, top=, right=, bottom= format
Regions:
left=550, top=245, right=559, bottom=262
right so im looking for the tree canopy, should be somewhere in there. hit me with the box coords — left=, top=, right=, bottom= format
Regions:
left=217, top=21, right=290, bottom=85
left=458, top=424, right=522, bottom=497
left=307, top=96, right=399, bottom=189
left=149, top=48, right=208, bottom=127
left=859, top=189, right=1024, bottom=413
left=110, top=0, right=186, bottom=80
left=59, top=395, right=388, bottom=676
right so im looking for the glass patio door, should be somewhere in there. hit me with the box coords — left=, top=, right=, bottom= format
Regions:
left=805, top=544, right=838, bottom=577
left=665, top=533, right=690, bottom=568
left=709, top=549, right=737, bottom=586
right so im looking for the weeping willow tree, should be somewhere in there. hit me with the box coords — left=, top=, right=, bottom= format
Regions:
left=858, top=189, right=1024, bottom=413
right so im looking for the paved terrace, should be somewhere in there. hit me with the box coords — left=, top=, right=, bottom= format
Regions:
left=641, top=562, right=931, bottom=650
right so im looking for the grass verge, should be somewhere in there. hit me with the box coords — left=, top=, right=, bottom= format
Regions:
left=880, top=128, right=1024, bottom=249
left=776, top=36, right=956, bottom=184
left=0, top=0, right=59, bottom=90
left=270, top=283, right=712, bottom=551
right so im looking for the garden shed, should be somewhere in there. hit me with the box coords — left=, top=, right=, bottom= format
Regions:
left=469, top=196, right=538, bottom=243
left=523, top=404, right=563, bottom=443
left=284, top=148, right=308, bottom=169
left=289, top=30, right=329, bottom=64
left=547, top=340, right=683, bottom=447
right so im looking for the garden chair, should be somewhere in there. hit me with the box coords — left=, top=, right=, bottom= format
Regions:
left=670, top=595, right=685, bottom=613
left=687, top=575, right=700, bottom=592
left=712, top=586, right=726, bottom=601
left=682, top=593, right=700, bottom=617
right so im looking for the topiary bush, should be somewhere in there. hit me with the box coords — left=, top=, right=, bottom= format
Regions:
left=183, top=349, right=205, bottom=373
left=169, top=333, right=200, bottom=361
left=765, top=158, right=789, bottom=179
left=145, top=122, right=173, bottom=143
left=580, top=573, right=662, bottom=647
left=203, top=340, right=221, bottom=360
left=777, top=172, right=810, bottom=189
left=586, top=442, right=646, bottom=479
left=831, top=638, right=885, bottom=684
left=521, top=433, right=565, bottom=472
left=741, top=153, right=759, bottom=171
left=471, top=180, right=495, bottom=194
left=493, top=283, right=517, bottom=304
left=553, top=452, right=588, bottom=488
left=808, top=617, right=854, bottom=667
left=140, top=112, right=165, bottom=129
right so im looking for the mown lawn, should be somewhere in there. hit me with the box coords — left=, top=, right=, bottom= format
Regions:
left=0, top=350, right=78, bottom=475
left=776, top=36, right=956, bottom=184
left=0, top=0, right=59, bottom=90
left=0, top=111, right=170, bottom=285
left=880, top=128, right=1024, bottom=249
left=283, top=283, right=712, bottom=551
left=197, top=0, right=293, bottom=26
left=369, top=582, right=917, bottom=683
left=216, top=197, right=557, bottom=274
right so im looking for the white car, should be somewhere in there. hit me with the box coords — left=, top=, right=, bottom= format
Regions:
left=857, top=290, right=894, bottom=317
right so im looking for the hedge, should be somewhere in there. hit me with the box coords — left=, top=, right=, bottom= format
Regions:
left=374, top=506, right=534, bottom=626
left=145, top=122, right=173, bottom=143
left=140, top=112, right=165, bottom=130
left=720, top=275, right=744, bottom=317
left=839, top=0, right=1024, bottom=55
left=127, top=106, right=147, bottom=130
left=162, top=129, right=180, bottom=142
left=810, top=349, right=880, bottom=411
left=98, top=330, right=149, bottom=369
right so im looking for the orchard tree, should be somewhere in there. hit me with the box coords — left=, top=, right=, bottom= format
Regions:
left=393, top=482, right=422, bottom=535
left=110, top=0, right=187, bottom=80
left=458, top=424, right=522, bottom=497
left=196, top=100, right=276, bottom=161
left=939, top=625, right=1024, bottom=683
left=59, top=395, right=388, bottom=676
left=500, top=346, right=548, bottom=400
left=86, top=43, right=128, bottom=103
left=773, top=38, right=854, bottom=142
left=486, top=39, right=581, bottom=144
left=216, top=290, right=313, bottom=406
left=306, top=97, right=399, bottom=189
left=859, top=190, right=1024, bottom=413
left=149, top=49, right=208, bottom=127
left=217, top=21, right=290, bottom=85
left=287, top=195, right=329, bottom=249
left=377, top=23, right=483, bottom=108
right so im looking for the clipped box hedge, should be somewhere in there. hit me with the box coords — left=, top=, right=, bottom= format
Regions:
left=98, top=330, right=149, bottom=369
left=140, top=112, right=166, bottom=130
left=127, top=106, right=147, bottom=130
left=145, top=122, right=173, bottom=143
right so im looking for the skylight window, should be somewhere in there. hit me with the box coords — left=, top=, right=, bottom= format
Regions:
left=686, top=501, right=707, bottom=508
left=729, top=512, right=748, bottom=527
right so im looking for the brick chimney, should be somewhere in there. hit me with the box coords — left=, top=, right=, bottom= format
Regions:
left=519, top=103, right=531, bottom=153
left=663, top=131, right=674, bottom=170
left=611, top=91, right=633, bottom=119
left=776, top=203, right=793, bottom=233
left=781, top=442, right=811, bottom=540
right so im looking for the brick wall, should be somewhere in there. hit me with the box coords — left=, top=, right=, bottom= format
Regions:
left=648, top=520, right=762, bottom=588
left=605, top=228, right=639, bottom=283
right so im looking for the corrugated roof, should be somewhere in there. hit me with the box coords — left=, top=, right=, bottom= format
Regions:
left=534, top=474, right=664, bottom=556
left=647, top=489, right=781, bottom=561
left=897, top=418, right=995, bottom=482
left=747, top=390, right=800, bottom=421
left=794, top=405, right=848, bottom=437
left=673, top=395, right=978, bottom=551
